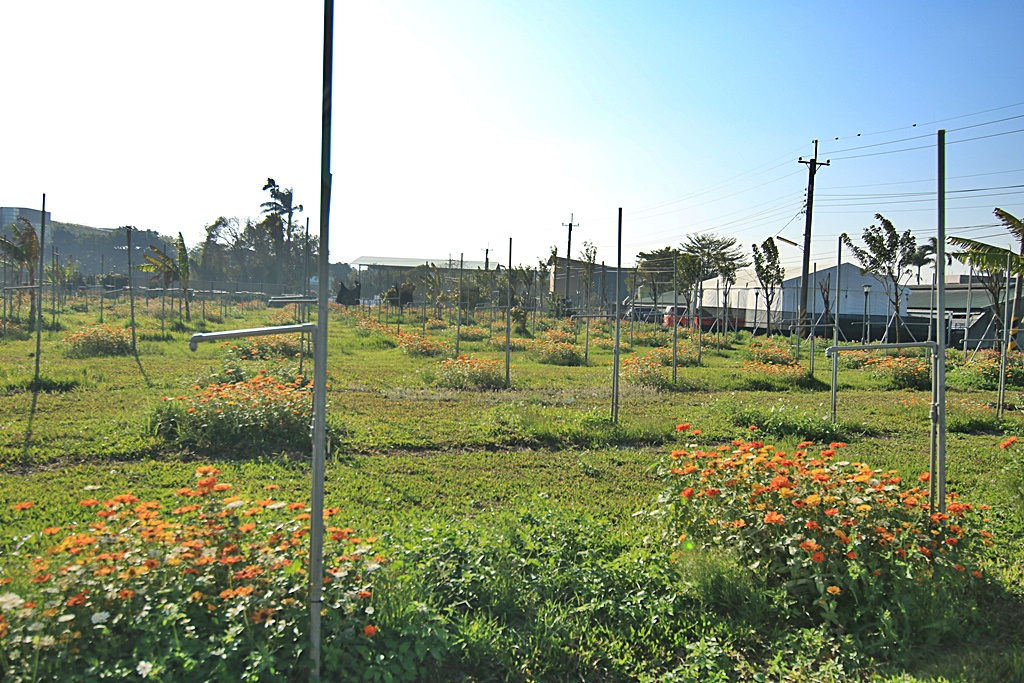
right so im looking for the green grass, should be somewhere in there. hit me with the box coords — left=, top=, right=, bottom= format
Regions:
left=0, top=305, right=1022, bottom=681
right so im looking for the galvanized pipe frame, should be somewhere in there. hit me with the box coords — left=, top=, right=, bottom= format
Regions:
left=188, top=323, right=317, bottom=352
left=826, top=341, right=944, bottom=513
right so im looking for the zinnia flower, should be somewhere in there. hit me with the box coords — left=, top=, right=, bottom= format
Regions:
left=363, top=624, right=378, bottom=637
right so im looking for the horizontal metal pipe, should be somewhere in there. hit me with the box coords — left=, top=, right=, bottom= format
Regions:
left=188, top=323, right=317, bottom=351
left=825, top=341, right=936, bottom=358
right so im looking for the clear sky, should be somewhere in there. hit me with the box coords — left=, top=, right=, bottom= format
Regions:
left=4, top=1, right=1023, bottom=277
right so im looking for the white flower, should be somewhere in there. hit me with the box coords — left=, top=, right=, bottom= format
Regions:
left=91, top=611, right=110, bottom=625
left=267, top=502, right=286, bottom=510
left=225, top=500, right=246, bottom=509
left=27, top=622, right=44, bottom=632
left=0, top=593, right=24, bottom=610
left=37, top=635, right=56, bottom=648
left=58, top=614, right=75, bottom=623
left=137, top=661, right=153, bottom=677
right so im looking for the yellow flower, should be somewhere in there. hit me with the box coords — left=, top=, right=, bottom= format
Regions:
left=856, top=504, right=872, bottom=513
left=826, top=585, right=841, bottom=595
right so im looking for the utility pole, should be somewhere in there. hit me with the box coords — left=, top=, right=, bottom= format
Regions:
left=797, top=140, right=829, bottom=335
left=562, top=214, right=575, bottom=303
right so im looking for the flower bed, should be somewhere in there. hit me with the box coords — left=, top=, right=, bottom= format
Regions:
left=621, top=352, right=673, bottom=390
left=153, top=375, right=313, bottom=453
left=531, top=340, right=584, bottom=366
left=433, top=355, right=507, bottom=389
left=662, top=436, right=992, bottom=653
left=867, top=354, right=930, bottom=390
left=0, top=468, right=382, bottom=681
left=397, top=332, right=449, bottom=357
left=65, top=324, right=133, bottom=357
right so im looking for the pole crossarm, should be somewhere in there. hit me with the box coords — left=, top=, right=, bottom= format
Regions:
left=188, top=323, right=317, bottom=352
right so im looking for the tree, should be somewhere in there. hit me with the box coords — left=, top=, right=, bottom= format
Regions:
left=636, top=247, right=678, bottom=312
left=261, top=179, right=303, bottom=287
left=137, top=232, right=192, bottom=322
left=909, top=236, right=938, bottom=284
left=751, top=237, right=785, bottom=335
left=680, top=233, right=750, bottom=330
left=579, top=241, right=597, bottom=310
left=948, top=208, right=1024, bottom=348
left=0, top=218, right=41, bottom=326
left=841, top=214, right=916, bottom=343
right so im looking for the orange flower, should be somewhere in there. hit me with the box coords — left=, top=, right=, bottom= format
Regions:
left=357, top=590, right=373, bottom=599
left=11, top=501, right=34, bottom=511
left=66, top=591, right=88, bottom=607
left=972, top=570, right=983, bottom=579
left=763, top=511, right=785, bottom=525
left=119, top=589, right=136, bottom=600
left=363, top=625, right=378, bottom=637
left=287, top=503, right=306, bottom=510
left=846, top=551, right=857, bottom=560
left=811, top=552, right=825, bottom=563
left=676, top=423, right=690, bottom=432
left=239, top=522, right=256, bottom=533
left=918, top=472, right=930, bottom=482
left=42, top=526, right=62, bottom=535
left=748, top=425, right=758, bottom=431
left=824, top=508, right=839, bottom=517
left=704, top=488, right=721, bottom=497
left=264, top=484, right=281, bottom=491
left=79, top=499, right=101, bottom=507
left=30, top=573, right=53, bottom=583
left=805, top=520, right=821, bottom=531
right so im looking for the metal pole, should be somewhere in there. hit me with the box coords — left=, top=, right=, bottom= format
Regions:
left=506, top=239, right=512, bottom=387
left=936, top=129, right=948, bottom=514
left=964, top=266, right=973, bottom=363
left=456, top=254, right=463, bottom=356
left=831, top=238, right=842, bottom=423
left=127, top=227, right=137, bottom=355
left=999, top=252, right=1012, bottom=420
left=99, top=254, right=104, bottom=324
left=672, top=256, right=678, bottom=383
left=309, top=1, right=333, bottom=678
left=34, top=194, right=46, bottom=383
left=612, top=208, right=622, bottom=424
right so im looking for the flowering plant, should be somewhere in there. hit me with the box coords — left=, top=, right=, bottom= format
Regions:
left=64, top=324, right=133, bottom=358
left=621, top=352, right=673, bottom=390
left=867, top=354, right=930, bottom=390
left=153, top=375, right=314, bottom=453
left=0, top=468, right=382, bottom=681
left=396, top=332, right=449, bottom=357
left=531, top=340, right=584, bottom=366
left=662, top=436, right=993, bottom=651
left=433, top=355, right=506, bottom=390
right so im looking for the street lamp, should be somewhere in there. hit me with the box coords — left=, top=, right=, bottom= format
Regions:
left=862, top=284, right=872, bottom=342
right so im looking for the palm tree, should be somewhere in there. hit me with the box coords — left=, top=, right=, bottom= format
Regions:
left=261, top=179, right=303, bottom=288
left=137, top=233, right=192, bottom=321
left=948, top=209, right=1024, bottom=348
left=909, top=237, right=937, bottom=284
left=0, top=218, right=41, bottom=326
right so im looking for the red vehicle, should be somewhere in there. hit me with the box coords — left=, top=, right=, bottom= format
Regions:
left=663, top=306, right=687, bottom=327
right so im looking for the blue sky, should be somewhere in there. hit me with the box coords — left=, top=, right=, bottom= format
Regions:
left=3, top=1, right=1023, bottom=276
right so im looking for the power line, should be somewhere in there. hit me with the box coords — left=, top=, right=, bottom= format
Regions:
left=825, top=101, right=1024, bottom=142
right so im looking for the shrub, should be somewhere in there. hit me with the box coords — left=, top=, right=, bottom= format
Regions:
left=836, top=349, right=872, bottom=369
left=0, top=467, right=390, bottom=682
left=540, top=328, right=575, bottom=345
left=64, top=324, right=133, bottom=357
left=744, top=337, right=795, bottom=365
left=621, top=352, right=674, bottom=391
left=950, top=350, right=1024, bottom=389
left=454, top=325, right=488, bottom=342
left=487, top=336, right=533, bottom=351
left=397, top=332, right=449, bottom=357
left=240, top=334, right=307, bottom=360
left=532, top=340, right=584, bottom=366
left=738, top=360, right=809, bottom=390
left=867, top=354, right=931, bottom=390
left=631, top=329, right=671, bottom=347
left=424, top=318, right=449, bottom=330
left=661, top=438, right=995, bottom=656
left=433, top=355, right=507, bottom=390
left=153, top=374, right=314, bottom=453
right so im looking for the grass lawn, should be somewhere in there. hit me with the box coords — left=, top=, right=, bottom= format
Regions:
left=0, top=300, right=1022, bottom=681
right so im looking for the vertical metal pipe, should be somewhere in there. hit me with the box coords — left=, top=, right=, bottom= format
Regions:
left=936, top=129, right=948, bottom=513
left=127, top=226, right=137, bottom=355
left=34, top=195, right=46, bottom=383
left=309, top=1, right=334, bottom=678
left=999, top=252, right=1012, bottom=420
left=831, top=238, right=842, bottom=423
left=612, top=208, right=622, bottom=423
left=505, top=238, right=511, bottom=387
left=672, top=256, right=678, bottom=383
left=456, top=254, right=463, bottom=356
left=964, top=266, right=973, bottom=362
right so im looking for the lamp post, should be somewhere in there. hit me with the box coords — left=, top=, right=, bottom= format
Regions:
left=863, top=284, right=871, bottom=342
